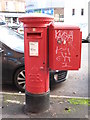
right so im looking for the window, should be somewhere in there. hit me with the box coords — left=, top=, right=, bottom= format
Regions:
left=72, top=9, right=75, bottom=15
left=81, top=9, right=84, bottom=15
left=5, top=1, right=8, bottom=10
left=5, top=1, right=15, bottom=11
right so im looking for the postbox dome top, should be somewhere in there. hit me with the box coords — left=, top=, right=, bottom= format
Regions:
left=19, top=13, right=54, bottom=26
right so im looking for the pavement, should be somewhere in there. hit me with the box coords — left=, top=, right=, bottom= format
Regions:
left=0, top=93, right=89, bottom=119
left=0, top=43, right=90, bottom=119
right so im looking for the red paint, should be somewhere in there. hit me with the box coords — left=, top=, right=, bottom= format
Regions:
left=19, top=15, right=53, bottom=94
left=49, top=23, right=82, bottom=70
left=19, top=15, right=82, bottom=94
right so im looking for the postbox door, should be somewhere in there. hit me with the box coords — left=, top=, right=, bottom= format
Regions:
left=24, top=27, right=49, bottom=94
left=49, top=28, right=82, bottom=70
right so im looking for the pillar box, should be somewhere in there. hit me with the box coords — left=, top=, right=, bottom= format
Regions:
left=19, top=14, right=54, bottom=113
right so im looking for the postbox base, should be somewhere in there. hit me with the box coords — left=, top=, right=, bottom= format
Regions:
left=25, top=91, right=50, bottom=113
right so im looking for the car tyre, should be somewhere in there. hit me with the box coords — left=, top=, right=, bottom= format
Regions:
left=14, top=67, right=25, bottom=92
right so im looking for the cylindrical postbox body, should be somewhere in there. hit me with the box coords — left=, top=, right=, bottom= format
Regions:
left=19, top=14, right=54, bottom=113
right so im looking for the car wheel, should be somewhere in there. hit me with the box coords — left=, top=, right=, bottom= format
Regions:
left=14, top=67, right=25, bottom=92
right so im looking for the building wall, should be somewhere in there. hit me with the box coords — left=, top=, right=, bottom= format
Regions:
left=0, top=0, right=25, bottom=12
left=88, top=1, right=90, bottom=34
left=0, top=2, right=1, bottom=11
left=64, top=0, right=89, bottom=39
left=26, top=0, right=64, bottom=10
left=64, top=0, right=88, bottom=24
left=0, top=0, right=25, bottom=24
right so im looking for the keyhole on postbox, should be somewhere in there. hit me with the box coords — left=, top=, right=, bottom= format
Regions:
left=57, top=39, right=62, bottom=44
left=40, top=62, right=45, bottom=70
left=76, top=55, right=78, bottom=57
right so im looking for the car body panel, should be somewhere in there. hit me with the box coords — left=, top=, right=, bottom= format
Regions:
left=0, top=26, right=24, bottom=84
left=0, top=42, right=24, bottom=84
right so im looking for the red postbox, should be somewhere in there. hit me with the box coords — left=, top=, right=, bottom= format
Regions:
left=19, top=14, right=82, bottom=113
left=19, top=14, right=54, bottom=113
left=49, top=23, right=82, bottom=70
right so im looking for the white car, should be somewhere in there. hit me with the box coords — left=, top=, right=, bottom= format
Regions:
left=7, top=23, right=20, bottom=30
